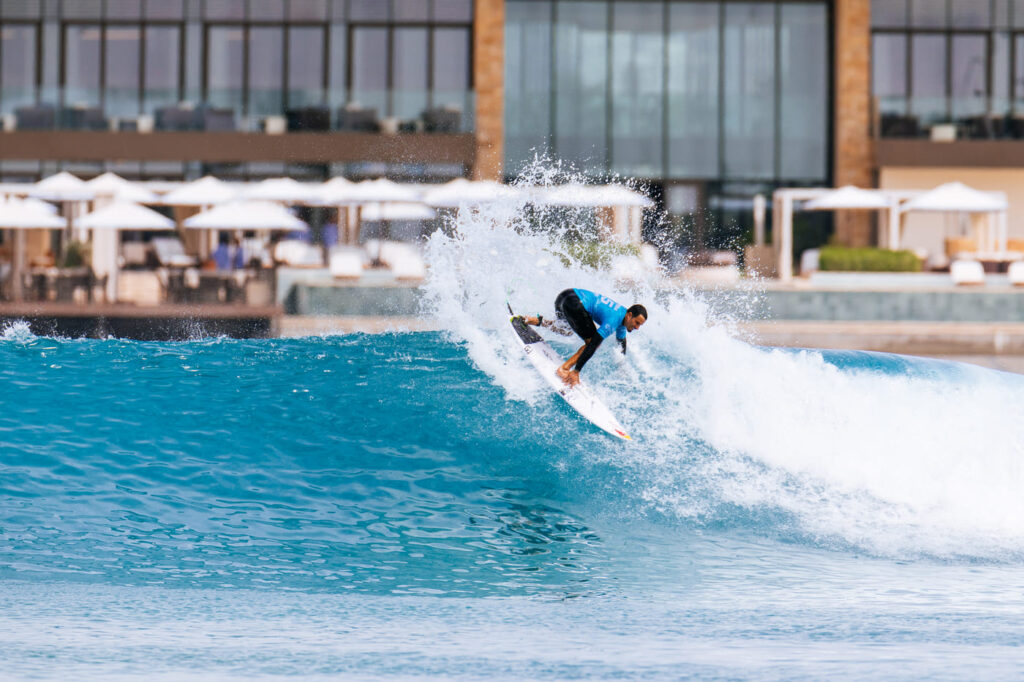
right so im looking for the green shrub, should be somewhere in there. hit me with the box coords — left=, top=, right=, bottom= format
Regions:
left=61, top=240, right=90, bottom=268
left=818, top=246, right=921, bottom=273
left=554, top=240, right=641, bottom=270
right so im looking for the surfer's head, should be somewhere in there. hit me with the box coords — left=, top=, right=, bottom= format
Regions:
left=624, top=305, right=647, bottom=332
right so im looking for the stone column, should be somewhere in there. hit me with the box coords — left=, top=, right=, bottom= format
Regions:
left=833, top=0, right=875, bottom=247
left=473, top=0, right=504, bottom=181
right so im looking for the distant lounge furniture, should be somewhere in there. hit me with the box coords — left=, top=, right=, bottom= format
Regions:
left=337, top=104, right=380, bottom=132
left=879, top=113, right=920, bottom=138
left=274, top=239, right=323, bottom=267
left=120, top=242, right=150, bottom=268
left=118, top=118, right=139, bottom=132
left=960, top=115, right=1005, bottom=140
left=1008, top=261, right=1024, bottom=286
left=422, top=106, right=461, bottom=133
left=155, top=105, right=201, bottom=131
left=151, top=237, right=196, bottom=267
left=950, top=259, right=985, bottom=286
left=286, top=106, right=330, bottom=132
left=1008, top=115, right=1024, bottom=139
left=378, top=241, right=426, bottom=280
left=202, top=107, right=235, bottom=131
left=60, top=106, right=107, bottom=130
left=329, top=245, right=367, bottom=279
left=14, top=104, right=56, bottom=130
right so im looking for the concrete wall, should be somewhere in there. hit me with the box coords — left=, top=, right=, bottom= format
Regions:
left=473, top=0, right=504, bottom=181
left=879, top=167, right=1024, bottom=260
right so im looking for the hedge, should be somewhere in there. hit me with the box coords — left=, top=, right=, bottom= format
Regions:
left=818, top=246, right=921, bottom=273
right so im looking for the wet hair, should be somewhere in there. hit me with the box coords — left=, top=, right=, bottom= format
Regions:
left=627, top=304, right=648, bottom=320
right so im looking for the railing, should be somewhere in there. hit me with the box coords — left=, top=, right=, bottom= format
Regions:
left=0, top=88, right=476, bottom=135
left=874, top=96, right=1024, bottom=140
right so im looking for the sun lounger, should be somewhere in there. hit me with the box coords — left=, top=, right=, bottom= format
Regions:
left=1008, top=261, right=1024, bottom=287
left=950, top=259, right=985, bottom=286
left=329, top=246, right=367, bottom=279
left=274, top=239, right=323, bottom=267
left=378, top=241, right=426, bottom=280
left=151, top=237, right=196, bottom=267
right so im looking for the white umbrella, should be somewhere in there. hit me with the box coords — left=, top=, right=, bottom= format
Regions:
left=160, top=175, right=239, bottom=206
left=901, top=181, right=1008, bottom=213
left=310, top=176, right=355, bottom=206
left=0, top=199, right=68, bottom=302
left=29, top=171, right=94, bottom=201
left=360, top=202, right=436, bottom=221
left=78, top=201, right=175, bottom=230
left=803, top=185, right=891, bottom=210
left=422, top=178, right=519, bottom=208
left=241, top=177, right=318, bottom=204
left=342, top=179, right=421, bottom=204
left=532, top=183, right=654, bottom=208
left=184, top=200, right=308, bottom=231
left=86, top=172, right=158, bottom=203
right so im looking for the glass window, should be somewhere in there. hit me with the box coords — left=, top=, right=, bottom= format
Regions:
left=1015, top=35, right=1024, bottom=111
left=1, top=24, right=38, bottom=115
left=394, top=0, right=429, bottom=22
left=610, top=1, right=663, bottom=177
left=288, top=26, right=325, bottom=108
left=62, top=0, right=101, bottom=19
left=248, top=26, right=283, bottom=117
left=204, top=0, right=244, bottom=20
left=554, top=1, right=608, bottom=174
left=288, top=0, right=328, bottom=21
left=950, top=0, right=989, bottom=28
left=951, top=34, right=987, bottom=118
left=249, top=0, right=284, bottom=21
left=779, top=4, right=827, bottom=181
left=144, top=25, right=180, bottom=114
left=351, top=26, right=388, bottom=114
left=432, top=27, right=469, bottom=89
left=505, top=0, right=552, bottom=173
left=1, top=0, right=42, bottom=20
left=1015, top=0, right=1024, bottom=28
left=872, top=33, right=908, bottom=114
left=105, top=25, right=141, bottom=118
left=434, top=0, right=472, bottom=22
left=911, top=0, right=947, bottom=28
left=393, top=27, right=428, bottom=120
left=910, top=33, right=947, bottom=124
left=872, top=0, right=908, bottom=27
left=993, top=33, right=1010, bottom=115
left=328, top=23, right=346, bottom=110
left=668, top=2, right=719, bottom=178
left=994, top=0, right=1010, bottom=28
left=723, top=3, right=775, bottom=180
left=64, top=24, right=102, bottom=106
left=206, top=25, right=244, bottom=112
left=145, top=0, right=184, bottom=20
left=349, top=0, right=388, bottom=21
left=106, top=0, right=142, bottom=19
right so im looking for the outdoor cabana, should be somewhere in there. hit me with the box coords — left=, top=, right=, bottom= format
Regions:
left=0, top=198, right=68, bottom=301
left=899, top=182, right=1009, bottom=255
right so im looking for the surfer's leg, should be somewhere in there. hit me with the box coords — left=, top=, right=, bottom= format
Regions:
left=555, top=290, right=598, bottom=341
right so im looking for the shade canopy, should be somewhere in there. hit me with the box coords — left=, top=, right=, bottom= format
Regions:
left=242, top=177, right=319, bottom=204
left=532, top=183, right=654, bottom=208
left=86, top=172, right=158, bottom=203
left=422, top=178, right=519, bottom=208
left=336, top=179, right=421, bottom=204
left=0, top=198, right=67, bottom=229
left=310, top=176, right=355, bottom=206
left=29, top=171, right=94, bottom=201
left=901, top=182, right=1008, bottom=213
left=78, top=201, right=175, bottom=231
left=803, top=185, right=892, bottom=210
left=361, top=202, right=436, bottom=221
left=183, top=200, right=307, bottom=230
left=160, top=175, right=239, bottom=206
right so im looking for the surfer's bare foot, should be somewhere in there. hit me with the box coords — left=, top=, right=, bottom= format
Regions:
left=557, top=367, right=580, bottom=387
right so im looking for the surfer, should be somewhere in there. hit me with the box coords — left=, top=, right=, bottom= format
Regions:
left=523, top=288, right=647, bottom=387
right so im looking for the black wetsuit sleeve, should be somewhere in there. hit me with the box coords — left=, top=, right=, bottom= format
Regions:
left=573, top=335, right=604, bottom=371
left=619, top=338, right=627, bottom=355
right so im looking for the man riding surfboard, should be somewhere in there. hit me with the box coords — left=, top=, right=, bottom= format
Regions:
left=520, top=288, right=647, bottom=387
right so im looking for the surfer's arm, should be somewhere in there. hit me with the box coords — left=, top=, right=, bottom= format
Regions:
left=561, top=336, right=603, bottom=373
left=619, top=338, right=626, bottom=355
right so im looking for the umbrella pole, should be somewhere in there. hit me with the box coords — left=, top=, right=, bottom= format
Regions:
left=11, top=229, right=25, bottom=302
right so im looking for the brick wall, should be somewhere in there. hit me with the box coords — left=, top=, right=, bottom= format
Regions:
left=473, top=0, right=504, bottom=181
left=833, top=0, right=875, bottom=247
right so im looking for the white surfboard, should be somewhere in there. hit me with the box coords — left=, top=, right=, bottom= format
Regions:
left=509, top=314, right=631, bottom=441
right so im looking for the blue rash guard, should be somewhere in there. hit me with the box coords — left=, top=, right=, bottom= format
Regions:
left=574, top=288, right=628, bottom=341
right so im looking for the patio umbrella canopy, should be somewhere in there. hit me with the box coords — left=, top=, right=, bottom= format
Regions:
left=532, top=183, right=654, bottom=208
left=803, top=185, right=891, bottom=210
left=360, top=202, right=437, bottom=221
left=78, top=201, right=175, bottom=230
left=311, top=176, right=354, bottom=206
left=242, top=177, right=319, bottom=204
left=29, top=171, right=95, bottom=202
left=183, top=200, right=308, bottom=231
left=86, top=172, right=158, bottom=203
left=901, top=182, right=1008, bottom=213
left=160, top=176, right=239, bottom=206
left=422, top=178, right=519, bottom=208
left=339, top=179, right=422, bottom=204
left=0, top=198, right=67, bottom=229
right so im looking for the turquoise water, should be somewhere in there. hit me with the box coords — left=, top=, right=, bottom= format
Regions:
left=5, top=325, right=1024, bottom=679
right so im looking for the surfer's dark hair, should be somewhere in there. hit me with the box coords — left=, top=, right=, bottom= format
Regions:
left=627, top=304, right=648, bottom=319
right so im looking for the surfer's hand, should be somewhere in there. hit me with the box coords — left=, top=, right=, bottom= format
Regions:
left=557, top=367, right=580, bottom=387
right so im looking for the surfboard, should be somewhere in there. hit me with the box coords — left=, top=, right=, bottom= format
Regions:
left=508, top=313, right=631, bottom=441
